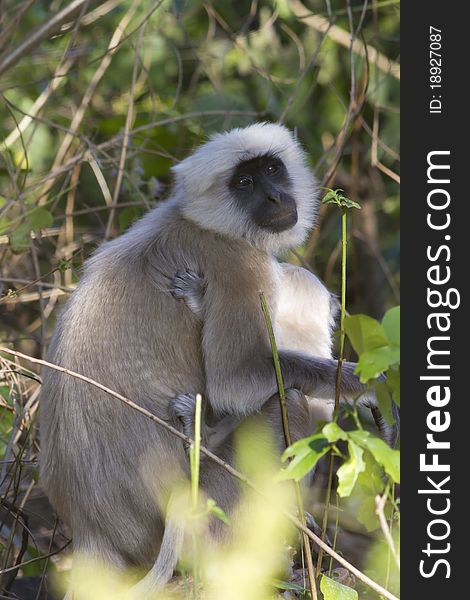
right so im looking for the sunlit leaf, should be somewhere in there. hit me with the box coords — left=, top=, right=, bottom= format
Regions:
left=382, top=306, right=400, bottom=346
left=320, top=574, right=358, bottom=600
left=281, top=433, right=330, bottom=460
left=276, top=435, right=330, bottom=482
left=349, top=431, right=400, bottom=483
left=272, top=578, right=307, bottom=593
left=356, top=496, right=380, bottom=532
left=355, top=346, right=400, bottom=382
left=376, top=381, right=395, bottom=426
left=387, top=367, right=401, bottom=406
left=337, top=441, right=365, bottom=497
left=350, top=452, right=387, bottom=531
left=344, top=314, right=389, bottom=355
left=322, top=422, right=348, bottom=443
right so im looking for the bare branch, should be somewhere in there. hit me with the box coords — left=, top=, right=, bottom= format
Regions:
left=0, top=0, right=99, bottom=77
left=291, top=0, right=400, bottom=80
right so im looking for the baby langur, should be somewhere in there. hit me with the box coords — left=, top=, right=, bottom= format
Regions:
left=169, top=264, right=397, bottom=450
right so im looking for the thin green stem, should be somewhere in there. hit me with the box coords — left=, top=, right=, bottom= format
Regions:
left=189, top=393, right=202, bottom=599
left=340, top=209, right=347, bottom=377
left=259, top=292, right=289, bottom=445
left=316, top=208, right=348, bottom=576
left=259, top=292, right=318, bottom=600
left=190, top=394, right=202, bottom=509
left=328, top=493, right=340, bottom=576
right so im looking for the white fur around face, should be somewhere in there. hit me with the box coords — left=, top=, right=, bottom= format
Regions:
left=172, top=123, right=319, bottom=255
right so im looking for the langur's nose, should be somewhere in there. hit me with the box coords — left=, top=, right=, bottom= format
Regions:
left=268, top=191, right=282, bottom=205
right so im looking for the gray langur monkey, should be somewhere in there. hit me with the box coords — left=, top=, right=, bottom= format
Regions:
left=39, top=123, right=387, bottom=597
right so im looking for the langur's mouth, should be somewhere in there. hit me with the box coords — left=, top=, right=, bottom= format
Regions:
left=258, top=209, right=298, bottom=233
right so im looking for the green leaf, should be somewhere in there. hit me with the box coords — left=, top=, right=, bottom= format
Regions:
left=349, top=431, right=400, bottom=483
left=382, top=306, right=400, bottom=346
left=320, top=574, right=358, bottom=600
left=27, top=207, right=53, bottom=230
left=342, top=198, right=361, bottom=209
left=345, top=309, right=400, bottom=382
left=276, top=435, right=330, bottom=482
left=355, top=491, right=393, bottom=532
left=281, top=433, right=330, bottom=461
left=387, top=368, right=400, bottom=406
left=364, top=438, right=400, bottom=483
left=10, top=225, right=31, bottom=252
left=355, top=346, right=400, bottom=382
left=351, top=452, right=387, bottom=531
left=356, top=450, right=386, bottom=494
left=375, top=381, right=395, bottom=426
left=337, top=441, right=365, bottom=497
left=321, top=188, right=361, bottom=210
left=322, top=422, right=349, bottom=443
left=344, top=314, right=389, bottom=355
left=272, top=578, right=308, bottom=593
left=282, top=434, right=315, bottom=460
left=321, top=188, right=341, bottom=202
left=356, top=496, right=380, bottom=532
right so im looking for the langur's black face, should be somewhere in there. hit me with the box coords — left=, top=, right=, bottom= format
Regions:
left=229, top=154, right=298, bottom=233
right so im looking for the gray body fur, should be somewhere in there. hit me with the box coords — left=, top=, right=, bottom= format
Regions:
left=39, top=124, right=372, bottom=593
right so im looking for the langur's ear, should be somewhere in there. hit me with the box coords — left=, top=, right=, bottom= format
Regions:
left=171, top=155, right=213, bottom=198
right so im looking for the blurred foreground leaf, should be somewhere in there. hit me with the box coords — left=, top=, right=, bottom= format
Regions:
left=320, top=574, right=358, bottom=600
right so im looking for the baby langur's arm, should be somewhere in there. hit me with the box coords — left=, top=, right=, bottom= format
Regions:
left=170, top=273, right=238, bottom=453
left=170, top=270, right=205, bottom=319
left=169, top=393, right=239, bottom=454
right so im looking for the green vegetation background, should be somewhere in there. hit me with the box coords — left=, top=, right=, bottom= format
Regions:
left=0, top=1, right=399, bottom=597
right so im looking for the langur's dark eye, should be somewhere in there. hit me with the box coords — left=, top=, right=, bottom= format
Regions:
left=235, top=175, right=253, bottom=189
left=265, top=163, right=280, bottom=176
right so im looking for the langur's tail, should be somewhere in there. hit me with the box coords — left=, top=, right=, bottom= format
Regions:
left=127, top=491, right=185, bottom=599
